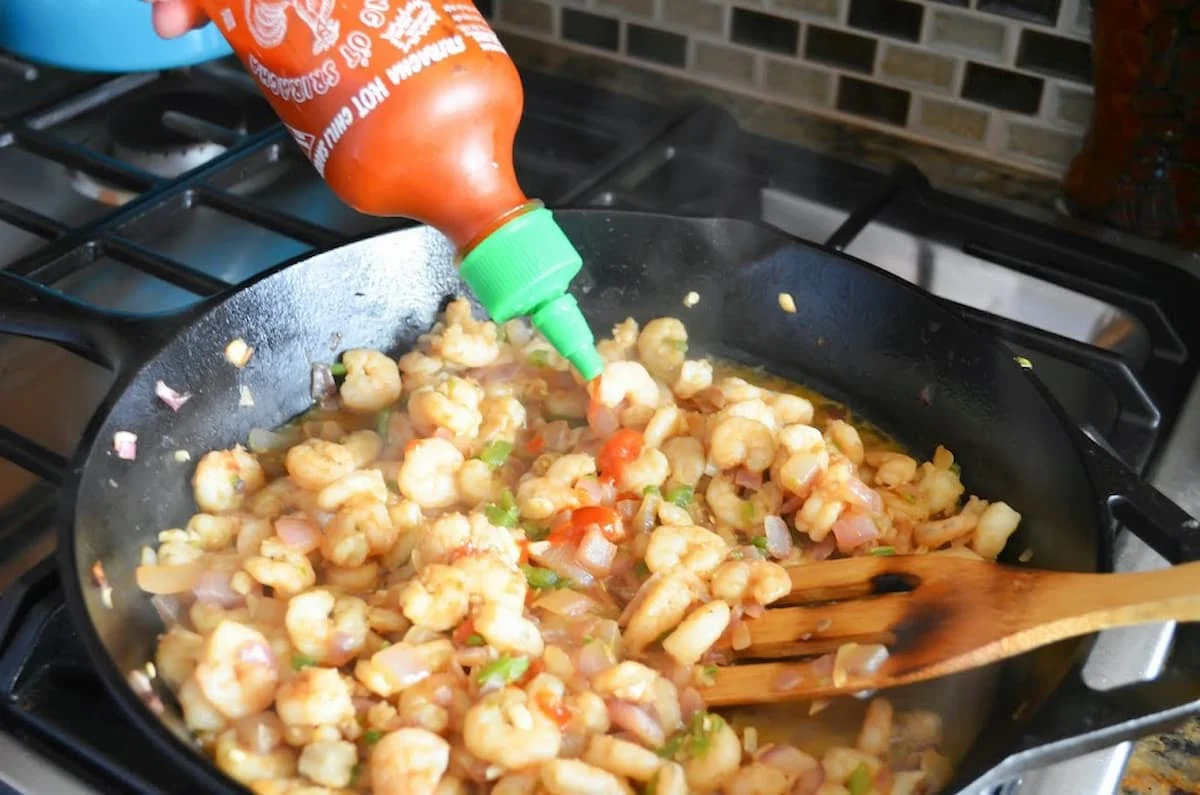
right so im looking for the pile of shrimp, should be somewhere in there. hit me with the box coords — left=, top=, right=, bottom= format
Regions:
left=137, top=298, right=1022, bottom=795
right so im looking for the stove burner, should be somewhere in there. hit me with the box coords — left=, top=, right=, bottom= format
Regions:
left=108, top=90, right=247, bottom=179
left=68, top=89, right=280, bottom=207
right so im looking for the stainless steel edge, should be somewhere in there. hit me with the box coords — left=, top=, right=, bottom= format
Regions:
left=0, top=732, right=99, bottom=795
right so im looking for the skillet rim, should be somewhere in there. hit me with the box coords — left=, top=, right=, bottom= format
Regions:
left=54, top=209, right=1112, bottom=794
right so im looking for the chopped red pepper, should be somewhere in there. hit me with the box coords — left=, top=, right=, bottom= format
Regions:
left=452, top=619, right=476, bottom=646
left=548, top=505, right=624, bottom=546
left=517, top=539, right=531, bottom=565
left=536, top=691, right=574, bottom=728
left=517, top=657, right=545, bottom=687
left=525, top=433, right=545, bottom=455
left=597, top=428, right=644, bottom=483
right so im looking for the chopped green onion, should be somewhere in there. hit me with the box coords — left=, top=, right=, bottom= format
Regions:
left=478, top=439, right=514, bottom=470
left=657, top=711, right=724, bottom=761
left=528, top=350, right=550, bottom=367
left=643, top=484, right=661, bottom=496
left=667, top=338, right=688, bottom=353
left=476, top=654, right=530, bottom=688
left=870, top=546, right=896, bottom=556
left=522, top=564, right=568, bottom=590
left=522, top=522, right=550, bottom=542
left=291, top=653, right=317, bottom=670
left=375, top=409, right=391, bottom=440
left=950, top=462, right=962, bottom=476
left=634, top=560, right=650, bottom=577
left=751, top=536, right=769, bottom=553
left=363, top=729, right=383, bottom=745
left=329, top=362, right=347, bottom=377
left=348, top=763, right=362, bottom=787
left=484, top=488, right=520, bottom=528
left=664, top=484, right=694, bottom=507
left=466, top=633, right=486, bottom=647
left=903, top=492, right=917, bottom=503
left=741, top=500, right=758, bottom=523
left=847, top=762, right=871, bottom=795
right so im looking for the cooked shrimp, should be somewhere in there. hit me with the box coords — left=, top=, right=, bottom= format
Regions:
left=285, top=589, right=369, bottom=666
left=662, top=600, right=731, bottom=666
left=682, top=713, right=741, bottom=790
left=644, top=524, right=727, bottom=577
left=623, top=573, right=700, bottom=654
left=595, top=360, right=659, bottom=419
left=322, top=496, right=393, bottom=567
left=637, top=317, right=689, bottom=382
left=297, top=739, right=357, bottom=788
left=339, top=349, right=403, bottom=414
left=462, top=688, right=562, bottom=770
left=398, top=438, right=464, bottom=509
left=285, top=439, right=357, bottom=492
left=244, top=538, right=316, bottom=596
left=662, top=436, right=705, bottom=487
left=399, top=563, right=470, bottom=631
left=274, top=666, right=354, bottom=726
left=709, top=416, right=777, bottom=472
left=412, top=512, right=520, bottom=571
left=193, top=621, right=280, bottom=719
left=617, top=448, right=670, bottom=495
left=710, top=559, right=791, bottom=606
left=582, top=734, right=663, bottom=781
left=193, top=447, right=266, bottom=514
left=672, top=359, right=712, bottom=400
left=370, top=728, right=450, bottom=795
left=970, top=501, right=1021, bottom=559
left=316, top=469, right=388, bottom=512
left=408, top=378, right=483, bottom=438
left=474, top=603, right=544, bottom=656
left=540, top=758, right=633, bottom=795
left=214, top=728, right=297, bottom=785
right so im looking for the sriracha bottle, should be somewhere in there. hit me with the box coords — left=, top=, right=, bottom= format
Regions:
left=181, top=0, right=602, bottom=378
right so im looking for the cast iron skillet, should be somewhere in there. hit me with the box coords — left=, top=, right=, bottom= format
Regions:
left=0, top=211, right=1197, bottom=794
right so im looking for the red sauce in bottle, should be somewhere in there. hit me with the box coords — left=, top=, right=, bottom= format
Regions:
left=192, top=0, right=529, bottom=250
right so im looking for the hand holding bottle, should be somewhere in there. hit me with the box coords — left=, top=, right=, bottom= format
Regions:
left=148, top=0, right=208, bottom=38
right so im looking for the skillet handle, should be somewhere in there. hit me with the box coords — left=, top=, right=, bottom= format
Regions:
left=1075, top=425, right=1200, bottom=565
left=957, top=630, right=1200, bottom=793
left=0, top=271, right=183, bottom=375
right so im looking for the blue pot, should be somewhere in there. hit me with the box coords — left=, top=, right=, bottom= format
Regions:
left=0, top=1, right=232, bottom=73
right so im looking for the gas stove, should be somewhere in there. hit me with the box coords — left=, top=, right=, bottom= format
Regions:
left=0, top=49, right=1198, bottom=795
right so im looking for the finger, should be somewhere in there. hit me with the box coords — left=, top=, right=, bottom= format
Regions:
left=151, top=0, right=210, bottom=38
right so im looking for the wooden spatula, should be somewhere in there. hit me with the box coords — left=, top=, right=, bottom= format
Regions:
left=700, top=554, right=1200, bottom=708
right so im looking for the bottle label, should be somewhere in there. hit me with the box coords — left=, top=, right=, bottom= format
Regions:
left=216, top=0, right=507, bottom=176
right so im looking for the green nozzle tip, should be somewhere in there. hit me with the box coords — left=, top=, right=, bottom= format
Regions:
left=532, top=295, right=603, bottom=381
left=460, top=207, right=602, bottom=379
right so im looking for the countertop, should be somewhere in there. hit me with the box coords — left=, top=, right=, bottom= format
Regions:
left=501, top=32, right=1200, bottom=795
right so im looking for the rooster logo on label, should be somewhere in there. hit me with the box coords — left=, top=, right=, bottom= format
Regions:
left=246, top=0, right=341, bottom=55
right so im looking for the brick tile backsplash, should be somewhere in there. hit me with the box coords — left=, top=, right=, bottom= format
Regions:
left=488, top=0, right=1096, bottom=176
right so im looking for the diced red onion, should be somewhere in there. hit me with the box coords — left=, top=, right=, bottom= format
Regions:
left=542, top=420, right=573, bottom=453
left=464, top=362, right=525, bottom=384
left=809, top=534, right=836, bottom=561
left=237, top=639, right=275, bottom=668
left=832, top=643, right=890, bottom=687
left=373, top=643, right=434, bottom=689
left=742, top=602, right=765, bottom=620
left=275, top=514, right=321, bottom=553
left=193, top=570, right=244, bottom=608
left=330, top=632, right=362, bottom=663
left=310, top=364, right=338, bottom=408
left=576, top=527, right=618, bottom=576
left=734, top=468, right=763, bottom=490
left=679, top=687, right=706, bottom=722
left=606, top=556, right=642, bottom=604
left=234, top=712, right=284, bottom=754
left=577, top=477, right=605, bottom=504
left=434, top=427, right=454, bottom=440
left=135, top=562, right=202, bottom=594
left=789, top=763, right=826, bottom=795
left=588, top=403, right=620, bottom=437
left=844, top=476, right=884, bottom=513
left=534, top=588, right=597, bottom=618
left=154, top=380, right=191, bottom=412
left=763, top=515, right=792, bottom=559
left=607, top=700, right=665, bottom=747
left=530, top=543, right=596, bottom=588
left=759, top=745, right=820, bottom=779
left=736, top=544, right=766, bottom=562
left=590, top=619, right=621, bottom=649
left=150, top=595, right=184, bottom=627
left=616, top=499, right=639, bottom=522
left=575, top=641, right=617, bottom=678
left=779, top=494, right=805, bottom=515
left=634, top=495, right=660, bottom=535
left=455, top=647, right=492, bottom=668
left=831, top=512, right=880, bottom=553
left=113, top=431, right=137, bottom=461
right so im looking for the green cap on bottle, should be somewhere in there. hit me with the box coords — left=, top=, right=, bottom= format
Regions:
left=459, top=206, right=603, bottom=381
